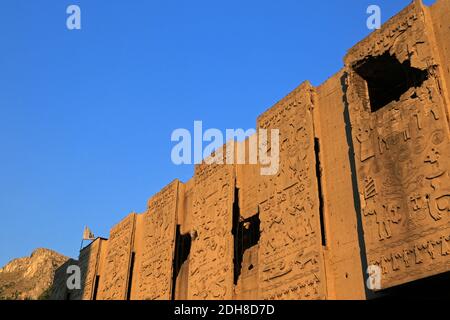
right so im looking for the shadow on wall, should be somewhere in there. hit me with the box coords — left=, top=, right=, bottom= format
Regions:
left=49, top=258, right=80, bottom=300
left=377, top=271, right=450, bottom=300
left=50, top=239, right=100, bottom=300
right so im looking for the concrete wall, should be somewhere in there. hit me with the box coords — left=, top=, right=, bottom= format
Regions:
left=315, top=71, right=366, bottom=299
left=50, top=258, right=79, bottom=300
left=344, top=0, right=450, bottom=290
left=430, top=0, right=450, bottom=121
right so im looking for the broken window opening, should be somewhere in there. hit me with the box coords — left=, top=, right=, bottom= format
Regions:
left=126, top=252, right=136, bottom=300
left=314, top=137, right=327, bottom=247
left=353, top=52, right=429, bottom=112
left=232, top=185, right=260, bottom=285
left=171, top=225, right=192, bottom=300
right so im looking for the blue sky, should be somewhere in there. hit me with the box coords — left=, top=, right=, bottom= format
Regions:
left=0, top=0, right=436, bottom=266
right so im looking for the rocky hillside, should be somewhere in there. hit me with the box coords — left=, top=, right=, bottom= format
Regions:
left=0, top=248, right=68, bottom=300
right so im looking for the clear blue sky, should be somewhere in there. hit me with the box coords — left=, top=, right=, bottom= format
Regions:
left=0, top=0, right=436, bottom=266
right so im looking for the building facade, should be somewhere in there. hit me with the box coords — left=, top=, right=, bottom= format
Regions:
left=52, top=0, right=450, bottom=300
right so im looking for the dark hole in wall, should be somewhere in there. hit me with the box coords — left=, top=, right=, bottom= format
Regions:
left=233, top=186, right=261, bottom=285
left=126, top=252, right=135, bottom=300
left=171, top=225, right=192, bottom=300
left=314, top=137, right=327, bottom=247
left=353, top=52, right=429, bottom=112
left=92, top=275, right=100, bottom=301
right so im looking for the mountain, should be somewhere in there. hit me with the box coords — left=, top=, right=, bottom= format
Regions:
left=0, top=248, right=69, bottom=300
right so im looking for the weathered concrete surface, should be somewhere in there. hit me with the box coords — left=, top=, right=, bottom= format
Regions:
left=344, top=0, right=450, bottom=290
left=316, top=71, right=366, bottom=299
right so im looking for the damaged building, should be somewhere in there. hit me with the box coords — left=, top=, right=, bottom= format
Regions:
left=52, top=0, right=450, bottom=300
